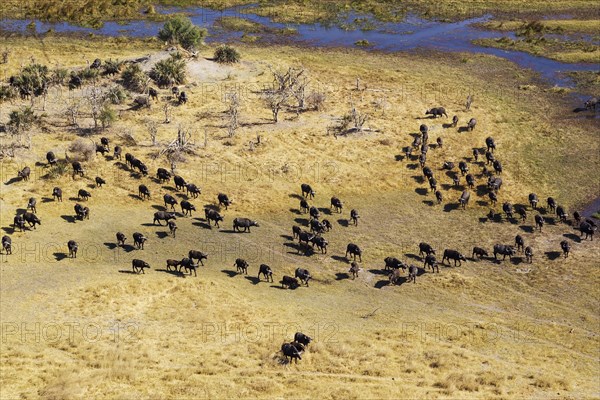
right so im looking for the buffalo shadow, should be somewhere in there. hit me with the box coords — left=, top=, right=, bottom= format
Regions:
left=335, top=272, right=350, bottom=280
left=412, top=175, right=425, bottom=184
left=221, top=269, right=238, bottom=277
left=422, top=200, right=435, bottom=206
left=443, top=203, right=460, bottom=212
left=519, top=225, right=535, bottom=233
left=156, top=231, right=169, bottom=239
left=192, top=221, right=212, bottom=229
left=288, top=193, right=304, bottom=200
left=4, top=177, right=23, bottom=185
left=563, top=233, right=581, bottom=243
left=318, top=207, right=332, bottom=215
left=103, top=242, right=118, bottom=250
left=294, top=217, right=309, bottom=226
left=41, top=197, right=54, bottom=203
left=331, top=255, right=349, bottom=263
left=374, top=279, right=391, bottom=289
left=61, top=215, right=76, bottom=223
left=53, top=252, right=68, bottom=261
left=289, top=208, right=303, bottom=215
left=128, top=194, right=143, bottom=201
left=406, top=163, right=420, bottom=170
left=545, top=251, right=562, bottom=261
left=118, top=270, right=138, bottom=274
left=155, top=268, right=186, bottom=277
left=337, top=219, right=349, bottom=227
left=280, top=234, right=294, bottom=241
left=457, top=126, right=470, bottom=133
left=415, top=188, right=428, bottom=196
left=244, top=276, right=261, bottom=285
left=368, top=268, right=389, bottom=276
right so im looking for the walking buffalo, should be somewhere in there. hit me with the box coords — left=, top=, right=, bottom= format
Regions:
left=186, top=183, right=201, bottom=198
left=218, top=193, right=232, bottom=209
left=426, top=107, right=448, bottom=118
left=472, top=247, right=488, bottom=259
left=301, top=183, right=315, bottom=198
left=350, top=209, right=360, bottom=226
left=179, top=257, right=199, bottom=276
left=23, top=212, right=41, bottom=228
left=407, top=265, right=418, bottom=283
left=133, top=232, right=148, bottom=249
left=13, top=215, right=25, bottom=231
left=188, top=250, right=208, bottom=265
left=95, top=177, right=106, bottom=187
left=154, top=211, right=176, bottom=225
left=309, top=206, right=320, bottom=220
left=46, top=151, right=57, bottom=166
left=113, top=146, right=122, bottom=160
left=384, top=257, right=406, bottom=271
left=493, top=244, right=515, bottom=261
left=467, top=118, right=476, bottom=131
left=27, top=198, right=37, bottom=213
left=52, top=187, right=63, bottom=202
left=442, top=249, right=466, bottom=266
left=174, top=175, right=187, bottom=191
left=388, top=268, right=403, bottom=285
left=180, top=200, right=196, bottom=216
left=580, top=221, right=596, bottom=240
left=295, top=268, right=311, bottom=286
left=560, top=240, right=571, bottom=257
left=294, top=332, right=312, bottom=346
left=435, top=190, right=443, bottom=204
left=234, top=258, right=249, bottom=275
left=516, top=207, right=527, bottom=222
left=78, top=189, right=91, bottom=201
left=258, top=264, right=274, bottom=282
left=18, top=166, right=31, bottom=181
left=547, top=197, right=556, bottom=213
left=346, top=243, right=362, bottom=261
left=424, top=254, right=439, bottom=272
left=233, top=218, right=259, bottom=232
left=1, top=236, right=12, bottom=255
left=528, top=193, right=539, bottom=209
left=163, top=194, right=178, bottom=211
left=157, top=168, right=171, bottom=183
left=138, top=184, right=150, bottom=199
left=515, top=235, right=525, bottom=252
left=535, top=214, right=544, bottom=232
left=493, top=160, right=502, bottom=174
left=168, top=220, right=177, bottom=237
left=349, top=261, right=360, bottom=279
left=74, top=204, right=89, bottom=220
left=459, top=161, right=469, bottom=175
left=556, top=206, right=568, bottom=223
left=311, top=235, right=328, bottom=253
left=525, top=246, right=533, bottom=263
left=466, top=174, right=475, bottom=189
left=331, top=197, right=343, bottom=213
left=451, top=115, right=458, bottom=127
left=503, top=202, right=513, bottom=220
left=72, top=161, right=84, bottom=178
left=299, top=199, right=309, bottom=214
left=281, top=343, right=302, bottom=363
left=205, top=209, right=224, bottom=228
left=485, top=137, right=496, bottom=152
left=459, top=191, right=470, bottom=209
left=429, top=177, right=437, bottom=192
left=321, top=219, right=332, bottom=232
left=281, top=275, right=299, bottom=289
left=166, top=259, right=180, bottom=272
left=419, top=242, right=435, bottom=257
left=68, top=240, right=78, bottom=258
left=132, top=259, right=150, bottom=274
left=116, top=232, right=126, bottom=246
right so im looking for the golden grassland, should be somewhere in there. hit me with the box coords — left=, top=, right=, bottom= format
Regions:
left=1, top=37, right=600, bottom=399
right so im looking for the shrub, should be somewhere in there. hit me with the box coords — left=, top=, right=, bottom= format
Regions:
left=121, top=64, right=148, bottom=92
left=103, top=59, right=124, bottom=76
left=150, top=54, right=186, bottom=87
left=12, top=64, right=49, bottom=97
left=214, top=45, right=241, bottom=64
left=68, top=138, right=95, bottom=161
left=0, top=85, right=16, bottom=102
left=307, top=91, right=326, bottom=111
left=99, top=105, right=116, bottom=129
left=8, top=107, right=37, bottom=134
left=105, top=86, right=127, bottom=104
left=50, top=68, right=69, bottom=85
left=158, top=16, right=207, bottom=50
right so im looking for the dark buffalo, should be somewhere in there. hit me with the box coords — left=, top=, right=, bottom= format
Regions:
left=116, top=232, right=126, bottom=246
left=573, top=211, right=582, bottom=225
left=493, top=244, right=515, bottom=261
left=125, top=153, right=135, bottom=168
left=164, top=194, right=178, bottom=211
left=179, top=257, right=199, bottom=276
left=96, top=143, right=109, bottom=156
left=419, top=153, right=427, bottom=168
left=299, top=199, right=309, bottom=214
left=132, top=259, right=150, bottom=274
left=485, top=151, right=495, bottom=165
left=467, top=118, right=476, bottom=131
left=515, top=235, right=525, bottom=252
left=437, top=137, right=443, bottom=148
left=149, top=87, right=158, bottom=101
left=178, top=91, right=187, bottom=104
left=218, top=193, right=232, bottom=209
left=423, top=166, right=433, bottom=180
left=131, top=159, right=148, bottom=176
left=113, top=146, right=122, bottom=160
left=174, top=175, right=186, bottom=191
left=349, top=261, right=360, bottom=279
left=138, top=184, right=150, bottom=200
left=485, top=136, right=496, bottom=152
left=419, top=242, right=435, bottom=257
left=258, top=264, right=274, bottom=282
left=384, top=257, right=406, bottom=271
left=459, top=190, right=470, bottom=209
left=420, top=124, right=428, bottom=135
left=1, top=236, right=12, bottom=255
left=488, top=177, right=502, bottom=192
left=429, top=177, right=437, bottom=192
left=46, top=151, right=57, bottom=166
left=525, top=246, right=533, bottom=263
left=472, top=148, right=479, bottom=162
left=234, top=258, right=249, bottom=275
left=52, top=187, right=63, bottom=202
left=350, top=209, right=359, bottom=226
left=133, top=232, right=147, bottom=249
left=424, top=254, right=438, bottom=272
left=389, top=269, right=403, bottom=285
left=452, top=175, right=460, bottom=187
left=310, top=235, right=328, bottom=253
left=281, top=343, right=302, bottom=363
left=435, top=190, right=443, bottom=204
left=503, top=202, right=513, bottom=220
left=68, top=240, right=78, bottom=258
left=556, top=206, right=568, bottom=223
left=301, top=183, right=315, bottom=198
left=205, top=208, right=224, bottom=228
left=407, top=265, right=418, bottom=283
left=157, top=168, right=171, bottom=183
left=442, top=249, right=466, bottom=266
left=166, top=259, right=180, bottom=272
left=321, top=219, right=332, bottom=232
left=18, top=166, right=31, bottom=181
left=472, top=247, right=488, bottom=259
left=23, top=212, right=41, bottom=229
left=13, top=215, right=25, bottom=231
left=426, top=107, right=448, bottom=118
left=331, top=197, right=343, bottom=213
left=281, top=275, right=299, bottom=289
left=466, top=174, right=475, bottom=189
left=535, top=214, right=544, bottom=232
left=74, top=204, right=89, bottom=220
left=309, top=206, right=320, bottom=220
left=560, top=240, right=571, bottom=258
left=547, top=197, right=556, bottom=213
left=168, top=220, right=177, bottom=237
left=458, top=161, right=469, bottom=176
left=186, top=183, right=201, bottom=198
left=493, top=160, right=502, bottom=174
left=516, top=207, right=527, bottom=222
left=233, top=218, right=259, bottom=232
left=451, top=115, right=458, bottom=127
left=529, top=193, right=539, bottom=209
left=346, top=243, right=362, bottom=261
left=295, top=268, right=311, bottom=286
left=95, top=177, right=106, bottom=187
left=412, top=135, right=422, bottom=149
left=580, top=221, right=596, bottom=240
left=294, top=332, right=312, bottom=346
left=154, top=211, right=176, bottom=225
left=292, top=225, right=302, bottom=239
left=27, top=197, right=37, bottom=213
left=78, top=189, right=91, bottom=201
left=180, top=200, right=196, bottom=216
left=442, top=161, right=455, bottom=170
left=188, top=250, right=208, bottom=265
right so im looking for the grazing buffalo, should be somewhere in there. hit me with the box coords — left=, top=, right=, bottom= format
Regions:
left=350, top=209, right=360, bottom=226
left=309, top=206, right=320, bottom=220
left=429, top=177, right=437, bottom=192
left=72, top=162, right=85, bottom=178
left=218, top=193, right=232, bottom=209
left=281, top=275, right=299, bottom=289
left=493, top=244, right=515, bottom=261
left=157, top=168, right=171, bottom=183
left=74, top=204, right=89, bottom=220
left=467, top=118, right=476, bottom=131
left=164, top=194, right=178, bottom=211
left=442, top=249, right=466, bottom=266
left=443, top=161, right=455, bottom=170
left=573, top=211, right=582, bottom=225
left=528, top=193, right=539, bottom=209
left=113, top=146, right=122, bottom=160
left=535, top=214, right=544, bottom=232
left=180, top=200, right=196, bottom=216
left=68, top=240, right=78, bottom=258
left=101, top=137, right=109, bottom=147
left=452, top=175, right=460, bottom=187
left=435, top=190, right=443, bottom=204
left=188, top=250, right=208, bottom=266
left=419, top=242, right=436, bottom=257
left=492, top=160, right=503, bottom=174
left=459, top=190, right=470, bottom=209
left=295, top=268, right=311, bottom=286
left=580, top=221, right=596, bottom=240
left=46, top=151, right=57, bottom=166
left=331, top=197, right=343, bottom=213
left=234, top=258, right=249, bottom=275
left=168, top=220, right=177, bottom=237
left=178, top=91, right=187, bottom=104
left=472, top=247, right=488, bottom=259
left=466, top=174, right=475, bottom=189
left=13, top=215, right=25, bottom=231
left=96, top=143, right=109, bottom=155
left=310, top=235, right=328, bottom=253
left=27, top=197, right=37, bottom=213
left=133, top=232, right=147, bottom=249
left=294, top=332, right=312, bottom=346
left=321, top=219, right=332, bottom=232
left=298, top=231, right=314, bottom=252
left=52, top=187, right=63, bottom=202
left=132, top=159, right=148, bottom=175
left=78, top=189, right=91, bottom=201
left=154, top=211, right=176, bottom=225
left=125, top=153, right=135, bottom=168
left=423, top=166, right=433, bottom=180
left=426, top=107, right=448, bottom=118
left=346, top=243, right=362, bottom=261
left=95, top=177, right=106, bottom=187
left=301, top=183, right=315, bottom=198
left=116, top=232, right=126, bottom=246
left=419, top=153, right=427, bottom=168
left=424, top=254, right=439, bottom=272
left=179, top=257, right=199, bottom=276
left=18, top=166, right=31, bottom=181
left=388, top=268, right=403, bottom=285
left=515, top=235, right=525, bottom=252
left=258, top=264, right=274, bottom=282
left=281, top=343, right=302, bottom=363
left=437, top=137, right=443, bottom=148
left=525, top=246, right=533, bottom=263
left=132, top=259, right=150, bottom=274
left=149, top=87, right=158, bottom=101
left=556, top=206, right=568, bottom=223
left=166, top=259, right=180, bottom=272
left=23, top=212, right=41, bottom=228
left=1, top=236, right=12, bottom=255
left=205, top=208, right=224, bottom=228
left=384, top=257, right=406, bottom=271
left=349, top=261, right=360, bottom=279
left=458, top=161, right=469, bottom=176
left=451, top=115, right=458, bottom=127
left=186, top=183, right=201, bottom=198
left=516, top=207, right=527, bottom=222
left=472, top=148, right=479, bottom=162
left=485, top=137, right=496, bottom=152
left=174, top=175, right=187, bottom=191
left=560, top=240, right=571, bottom=258
left=547, top=197, right=556, bottom=213
left=488, top=177, right=502, bottom=192
left=299, top=199, right=309, bottom=214
left=503, top=202, right=513, bottom=220
left=138, top=184, right=150, bottom=199
left=233, top=218, right=259, bottom=232
left=407, top=265, right=418, bottom=283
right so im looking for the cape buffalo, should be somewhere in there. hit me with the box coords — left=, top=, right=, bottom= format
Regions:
left=281, top=343, right=301, bottom=363
left=138, top=184, right=150, bottom=200
left=485, top=137, right=496, bottom=152
left=292, top=225, right=302, bottom=239
left=310, top=235, right=328, bottom=253
left=429, top=177, right=437, bottom=192
left=407, top=265, right=418, bottom=283
left=472, top=247, right=488, bottom=259
left=493, top=160, right=503, bottom=175
left=384, top=257, right=406, bottom=271
left=166, top=259, right=180, bottom=272
left=472, top=148, right=479, bottom=162
left=516, top=207, right=527, bottom=222
left=164, top=194, right=178, bottom=211
left=426, top=107, right=448, bottom=118
left=132, top=259, right=150, bottom=274
left=580, top=221, right=596, bottom=240
left=331, top=197, right=343, bottom=213
left=188, top=250, right=207, bottom=265
left=95, top=177, right=106, bottom=187
left=154, top=211, right=176, bottom=225
left=133, top=232, right=147, bottom=249
left=467, top=118, right=476, bottom=131
left=234, top=258, right=249, bottom=275
left=350, top=209, right=360, bottom=226
left=233, top=218, right=259, bottom=232
left=18, top=166, right=31, bottom=181
left=218, top=193, right=232, bottom=209
left=174, top=175, right=186, bottom=191
left=113, top=146, right=122, bottom=160
left=309, top=206, right=320, bottom=220
left=1, top=236, right=12, bottom=255
left=466, top=174, right=475, bottom=189
left=535, top=214, right=544, bottom=232
left=78, top=189, right=91, bottom=201
left=346, top=243, right=362, bottom=261
left=46, top=151, right=57, bottom=165
left=116, top=232, right=126, bottom=246
left=205, top=208, right=223, bottom=228
left=27, top=197, right=37, bottom=214
left=389, top=268, right=403, bottom=285
left=295, top=268, right=311, bottom=286
left=181, top=200, right=196, bottom=216
left=515, top=235, right=525, bottom=252
left=68, top=240, right=78, bottom=258
left=503, top=202, right=513, bottom=220
left=52, top=187, right=63, bottom=202
left=424, top=254, right=438, bottom=272
left=435, top=190, right=443, bottom=204
left=13, top=215, right=25, bottom=231
left=459, top=191, right=470, bottom=209
left=437, top=137, right=443, bottom=148
left=349, top=261, right=360, bottom=279
left=459, top=161, right=469, bottom=176
left=321, top=219, right=332, bottom=232
left=556, top=206, right=568, bottom=223
left=258, top=264, right=273, bottom=282
left=525, top=246, right=533, bottom=263
left=442, top=249, right=466, bottom=266
left=560, top=240, right=570, bottom=257
left=294, top=332, right=312, bottom=346
left=493, top=244, right=515, bottom=261
left=186, top=183, right=201, bottom=198
left=419, top=242, right=435, bottom=257
left=301, top=183, right=315, bottom=198
left=443, top=161, right=455, bottom=170
left=23, top=212, right=41, bottom=229
left=451, top=115, right=458, bottom=127
left=547, top=197, right=556, bottom=213
left=529, top=193, right=538, bottom=209
left=281, top=275, right=299, bottom=289
left=309, top=218, right=324, bottom=234
left=299, top=199, right=309, bottom=214
left=179, top=257, right=199, bottom=276
left=168, top=220, right=177, bottom=237
left=157, top=168, right=171, bottom=183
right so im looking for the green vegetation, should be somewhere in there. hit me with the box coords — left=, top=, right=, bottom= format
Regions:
left=479, top=19, right=600, bottom=34
left=7, top=107, right=38, bottom=134
left=474, top=37, right=600, bottom=63
left=354, top=39, right=373, bottom=47
left=215, top=16, right=297, bottom=35
left=121, top=64, right=148, bottom=92
left=566, top=71, right=600, bottom=96
left=157, top=15, right=207, bottom=50
left=150, top=53, right=187, bottom=86
left=213, top=45, right=241, bottom=63
left=11, top=63, right=49, bottom=97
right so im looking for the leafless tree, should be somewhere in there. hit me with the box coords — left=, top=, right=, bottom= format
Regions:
left=225, top=92, right=240, bottom=137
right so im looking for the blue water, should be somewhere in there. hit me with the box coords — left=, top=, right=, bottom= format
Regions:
left=1, top=5, right=598, bottom=90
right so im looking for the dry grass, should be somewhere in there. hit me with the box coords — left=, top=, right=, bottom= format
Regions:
left=1, top=36, right=599, bottom=399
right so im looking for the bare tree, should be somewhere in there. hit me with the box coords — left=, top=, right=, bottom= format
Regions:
left=163, top=102, right=171, bottom=124
left=264, top=66, right=306, bottom=122
left=225, top=92, right=240, bottom=137
left=147, top=120, right=158, bottom=146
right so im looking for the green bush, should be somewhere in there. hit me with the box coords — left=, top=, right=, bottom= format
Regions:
left=12, top=64, right=49, bottom=97
left=158, top=16, right=207, bottom=50
left=150, top=54, right=186, bottom=87
left=121, top=63, right=148, bottom=92
left=50, top=68, right=69, bottom=85
left=103, top=59, right=124, bottom=76
left=0, top=85, right=16, bottom=102
left=105, top=86, right=127, bottom=104
left=99, top=105, right=116, bottom=129
left=8, top=107, right=37, bottom=133
left=214, top=45, right=241, bottom=64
